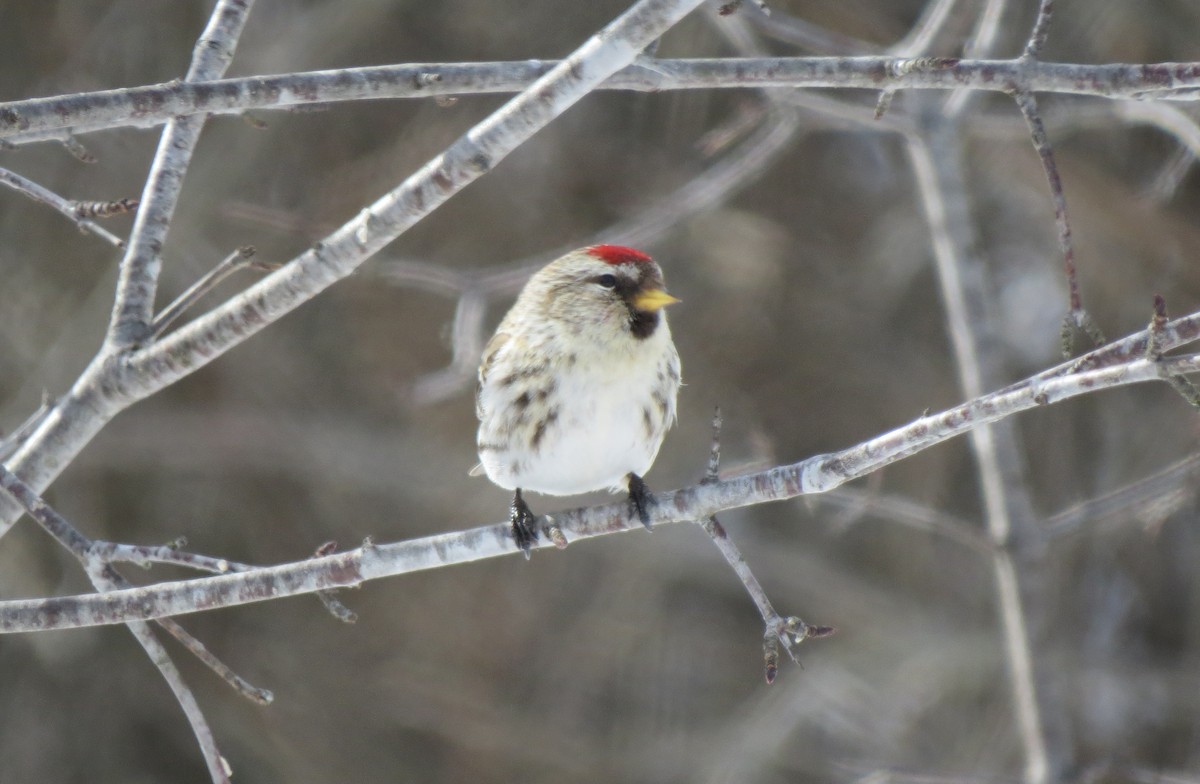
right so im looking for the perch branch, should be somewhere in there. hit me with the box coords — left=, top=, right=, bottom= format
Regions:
left=3, top=336, right=1200, bottom=633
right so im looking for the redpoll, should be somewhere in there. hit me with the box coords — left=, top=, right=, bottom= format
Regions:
left=473, top=245, right=682, bottom=555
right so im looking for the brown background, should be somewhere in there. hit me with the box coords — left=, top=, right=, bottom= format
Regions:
left=2, top=1, right=1200, bottom=782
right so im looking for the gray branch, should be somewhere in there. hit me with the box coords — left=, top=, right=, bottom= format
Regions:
left=106, top=0, right=257, bottom=347
left=3, top=58, right=1200, bottom=145
left=4, top=329, right=1199, bottom=634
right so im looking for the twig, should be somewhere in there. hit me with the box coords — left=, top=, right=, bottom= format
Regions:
left=1143, top=143, right=1195, bottom=203
left=1044, top=451, right=1200, bottom=540
left=93, top=539, right=249, bottom=573
left=0, top=394, right=53, bottom=462
left=1022, top=0, right=1055, bottom=60
left=150, top=246, right=265, bottom=338
left=120, top=617, right=231, bottom=784
left=0, top=462, right=272, bottom=709
left=876, top=0, right=970, bottom=121
left=312, top=541, right=358, bottom=624
left=107, top=0, right=258, bottom=347
left=60, top=135, right=95, bottom=163
left=1011, top=89, right=1105, bottom=356
left=6, top=343, right=1200, bottom=632
left=944, top=0, right=1012, bottom=116
left=0, top=167, right=129, bottom=247
left=815, top=484, right=992, bottom=555
left=0, top=463, right=243, bottom=782
left=888, top=0, right=965, bottom=57
left=697, top=408, right=834, bottom=683
left=1145, top=294, right=1200, bottom=407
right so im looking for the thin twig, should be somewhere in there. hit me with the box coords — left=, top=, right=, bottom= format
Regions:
left=0, top=394, right=53, bottom=462
left=0, top=167, right=129, bottom=247
left=0, top=462, right=272, bottom=708
left=888, top=0, right=965, bottom=57
left=814, top=486, right=992, bottom=555
left=1022, top=0, right=1055, bottom=60
left=150, top=246, right=264, bottom=338
left=1044, top=451, right=1200, bottom=540
left=119, top=617, right=231, bottom=784
left=1011, top=89, right=1105, bottom=356
left=1145, top=294, right=1200, bottom=407
left=93, top=539, right=249, bottom=573
left=697, top=408, right=834, bottom=683
left=945, top=0, right=1013, bottom=116
left=0, top=464, right=240, bottom=782
left=312, top=541, right=358, bottom=624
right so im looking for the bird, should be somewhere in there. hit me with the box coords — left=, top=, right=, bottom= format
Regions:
left=472, top=245, right=682, bottom=556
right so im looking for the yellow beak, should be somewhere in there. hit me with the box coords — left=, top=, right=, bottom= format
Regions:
left=632, top=288, right=681, bottom=312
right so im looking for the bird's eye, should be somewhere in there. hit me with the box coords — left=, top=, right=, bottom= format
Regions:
left=596, top=274, right=618, bottom=289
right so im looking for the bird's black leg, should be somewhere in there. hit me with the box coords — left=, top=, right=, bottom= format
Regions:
left=510, top=488, right=539, bottom=558
left=627, top=473, right=656, bottom=530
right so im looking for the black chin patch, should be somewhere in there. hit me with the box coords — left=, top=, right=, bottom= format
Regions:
left=630, top=308, right=660, bottom=340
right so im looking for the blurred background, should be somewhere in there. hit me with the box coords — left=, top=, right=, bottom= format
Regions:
left=2, top=0, right=1200, bottom=781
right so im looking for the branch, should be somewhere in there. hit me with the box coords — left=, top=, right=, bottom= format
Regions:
left=4, top=337, right=1200, bottom=633
left=5, top=58, right=1200, bottom=144
left=0, top=166, right=130, bottom=247
left=106, top=0, right=257, bottom=347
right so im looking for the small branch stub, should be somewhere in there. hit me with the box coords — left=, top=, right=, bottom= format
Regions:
left=700, top=406, right=832, bottom=683
left=1145, top=294, right=1200, bottom=408
left=763, top=617, right=836, bottom=684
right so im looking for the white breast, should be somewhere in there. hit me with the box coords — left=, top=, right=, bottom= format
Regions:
left=477, top=325, right=679, bottom=497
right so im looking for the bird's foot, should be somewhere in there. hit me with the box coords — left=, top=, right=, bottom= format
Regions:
left=510, top=489, right=539, bottom=559
left=627, top=473, right=656, bottom=530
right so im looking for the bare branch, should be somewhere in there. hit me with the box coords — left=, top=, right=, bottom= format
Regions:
left=1011, top=89, right=1104, bottom=356
left=0, top=462, right=238, bottom=780
left=0, top=167, right=129, bottom=247
left=0, top=459, right=272, bottom=711
left=6, top=58, right=1200, bottom=145
left=120, top=619, right=231, bottom=784
left=107, top=0, right=257, bottom=347
left=695, top=408, right=832, bottom=683
left=1044, top=451, right=1200, bottom=540
left=1022, top=0, right=1055, bottom=60
left=150, top=246, right=265, bottom=338
left=5, top=338, right=1200, bottom=633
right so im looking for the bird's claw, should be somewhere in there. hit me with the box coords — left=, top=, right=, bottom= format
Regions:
left=627, top=473, right=655, bottom=531
left=510, top=490, right=539, bottom=559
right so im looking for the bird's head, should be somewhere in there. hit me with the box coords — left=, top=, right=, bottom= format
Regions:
left=531, top=245, right=679, bottom=346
